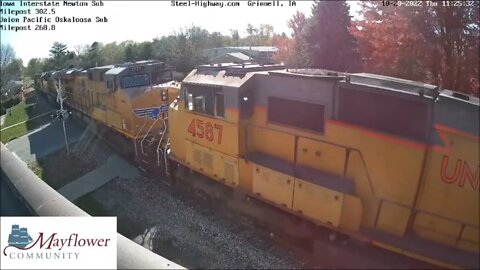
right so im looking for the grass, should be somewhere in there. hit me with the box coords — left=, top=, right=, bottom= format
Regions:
left=1, top=101, right=28, bottom=127
left=74, top=194, right=109, bottom=216
left=0, top=123, right=29, bottom=143
left=0, top=93, right=57, bottom=143
left=27, top=147, right=98, bottom=190
left=28, top=162, right=44, bottom=179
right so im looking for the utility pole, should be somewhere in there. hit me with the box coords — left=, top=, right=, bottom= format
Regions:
left=54, top=78, right=70, bottom=153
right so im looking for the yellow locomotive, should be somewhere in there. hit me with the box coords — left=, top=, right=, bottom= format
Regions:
left=35, top=62, right=478, bottom=268
left=168, top=64, right=479, bottom=269
left=37, top=60, right=180, bottom=160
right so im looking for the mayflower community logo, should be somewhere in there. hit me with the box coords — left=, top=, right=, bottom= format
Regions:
left=7, top=225, right=33, bottom=248
left=3, top=223, right=112, bottom=260
left=1, top=217, right=117, bottom=269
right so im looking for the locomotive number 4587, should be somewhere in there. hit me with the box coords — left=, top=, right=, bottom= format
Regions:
left=188, top=119, right=223, bottom=144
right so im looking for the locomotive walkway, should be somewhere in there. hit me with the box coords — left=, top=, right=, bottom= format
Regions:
left=58, top=154, right=140, bottom=201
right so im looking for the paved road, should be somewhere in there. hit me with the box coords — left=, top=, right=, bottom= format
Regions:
left=58, top=154, right=139, bottom=201
left=5, top=119, right=85, bottom=163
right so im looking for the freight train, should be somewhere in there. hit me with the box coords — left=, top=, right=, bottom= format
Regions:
left=35, top=61, right=479, bottom=269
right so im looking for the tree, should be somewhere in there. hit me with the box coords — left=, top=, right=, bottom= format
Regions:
left=124, top=43, right=137, bottom=62
left=138, top=42, right=153, bottom=60
left=230, top=29, right=240, bottom=46
left=409, top=3, right=479, bottom=95
left=83, top=41, right=104, bottom=67
left=25, top=58, right=44, bottom=79
left=99, top=42, right=127, bottom=65
left=352, top=1, right=479, bottom=96
left=1, top=44, right=19, bottom=98
left=49, top=42, right=69, bottom=70
left=351, top=2, right=427, bottom=81
left=304, top=1, right=361, bottom=72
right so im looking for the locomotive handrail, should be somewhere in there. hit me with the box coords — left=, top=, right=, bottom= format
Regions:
left=244, top=123, right=376, bottom=196
left=164, top=137, right=171, bottom=175
left=140, top=117, right=162, bottom=155
left=134, top=118, right=148, bottom=157
left=156, top=117, right=169, bottom=166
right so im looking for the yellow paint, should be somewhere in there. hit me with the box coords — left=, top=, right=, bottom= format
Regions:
left=292, top=178, right=343, bottom=227
left=415, top=132, right=479, bottom=232
left=92, top=107, right=107, bottom=122
left=458, top=226, right=480, bottom=253
left=183, top=111, right=239, bottom=157
left=376, top=201, right=411, bottom=236
left=185, top=140, right=239, bottom=187
left=345, top=150, right=379, bottom=228
left=106, top=110, right=123, bottom=130
left=247, top=125, right=295, bottom=162
left=238, top=158, right=253, bottom=192
left=339, top=194, right=363, bottom=231
left=327, top=122, right=426, bottom=206
left=252, top=164, right=294, bottom=208
left=296, top=137, right=346, bottom=176
left=413, top=212, right=462, bottom=246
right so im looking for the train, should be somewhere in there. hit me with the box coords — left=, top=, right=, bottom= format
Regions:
left=34, top=61, right=479, bottom=269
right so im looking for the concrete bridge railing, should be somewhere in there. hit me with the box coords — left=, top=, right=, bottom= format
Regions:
left=1, top=143, right=185, bottom=269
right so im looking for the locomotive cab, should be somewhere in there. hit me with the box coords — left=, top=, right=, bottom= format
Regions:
left=101, top=60, right=179, bottom=139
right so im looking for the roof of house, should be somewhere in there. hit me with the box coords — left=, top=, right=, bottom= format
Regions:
left=224, top=46, right=277, bottom=52
left=226, top=52, right=251, bottom=61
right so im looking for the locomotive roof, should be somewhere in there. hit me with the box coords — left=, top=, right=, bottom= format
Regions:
left=184, top=63, right=285, bottom=88
left=88, top=65, right=115, bottom=72
left=439, top=89, right=479, bottom=106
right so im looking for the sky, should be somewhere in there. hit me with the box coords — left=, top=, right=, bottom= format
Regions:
left=1, top=0, right=361, bottom=64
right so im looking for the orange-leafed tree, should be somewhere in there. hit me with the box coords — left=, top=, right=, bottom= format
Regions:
left=353, top=1, right=479, bottom=96
left=304, top=1, right=361, bottom=72
left=272, top=11, right=311, bottom=68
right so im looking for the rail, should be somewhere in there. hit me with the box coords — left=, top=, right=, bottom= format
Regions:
left=1, top=143, right=185, bottom=269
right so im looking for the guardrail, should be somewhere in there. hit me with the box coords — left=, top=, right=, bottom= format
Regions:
left=1, top=143, right=185, bottom=269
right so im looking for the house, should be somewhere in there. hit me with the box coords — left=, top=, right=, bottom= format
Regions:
left=199, top=46, right=278, bottom=64
left=211, top=52, right=251, bottom=64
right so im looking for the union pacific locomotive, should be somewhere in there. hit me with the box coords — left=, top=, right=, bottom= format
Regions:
left=35, top=62, right=479, bottom=269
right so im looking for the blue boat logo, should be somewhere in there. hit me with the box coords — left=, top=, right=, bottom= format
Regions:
left=133, top=105, right=169, bottom=120
left=7, top=224, right=33, bottom=248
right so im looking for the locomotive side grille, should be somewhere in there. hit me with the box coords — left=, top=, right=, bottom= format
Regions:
left=203, top=152, right=213, bottom=169
left=224, top=162, right=234, bottom=182
left=193, top=149, right=202, bottom=164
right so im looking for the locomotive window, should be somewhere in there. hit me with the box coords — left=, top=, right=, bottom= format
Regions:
left=215, top=92, right=225, bottom=118
left=268, top=97, right=325, bottom=132
left=121, top=73, right=150, bottom=88
left=338, top=87, right=429, bottom=141
left=184, top=84, right=218, bottom=116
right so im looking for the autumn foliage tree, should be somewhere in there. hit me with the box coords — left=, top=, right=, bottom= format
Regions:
left=352, top=1, right=479, bottom=96
left=272, top=11, right=311, bottom=68
left=304, top=1, right=361, bottom=72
